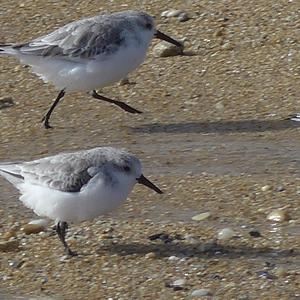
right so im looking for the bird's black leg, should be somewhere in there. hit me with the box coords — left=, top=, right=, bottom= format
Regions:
left=56, top=221, right=77, bottom=257
left=42, top=89, right=66, bottom=129
left=90, top=90, right=142, bottom=114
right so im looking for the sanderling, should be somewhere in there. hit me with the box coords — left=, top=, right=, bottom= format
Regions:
left=0, top=10, right=182, bottom=128
left=0, top=147, right=163, bottom=256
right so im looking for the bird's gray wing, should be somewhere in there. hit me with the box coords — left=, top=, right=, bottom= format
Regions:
left=12, top=16, right=125, bottom=59
left=17, top=154, right=103, bottom=193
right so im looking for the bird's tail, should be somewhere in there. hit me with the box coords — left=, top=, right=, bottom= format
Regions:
left=0, top=44, right=16, bottom=55
left=0, top=163, right=24, bottom=186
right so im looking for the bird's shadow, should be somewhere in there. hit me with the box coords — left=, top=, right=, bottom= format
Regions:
left=99, top=240, right=298, bottom=260
left=131, top=119, right=300, bottom=134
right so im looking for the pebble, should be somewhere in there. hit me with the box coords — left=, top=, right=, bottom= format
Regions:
left=221, top=42, right=234, bottom=50
left=177, top=12, right=190, bottom=22
left=173, top=278, right=186, bottom=286
left=276, top=185, right=285, bottom=192
left=192, top=212, right=211, bottom=221
left=191, top=288, right=212, bottom=297
left=22, top=221, right=47, bottom=235
left=168, top=255, right=180, bottom=261
left=261, top=185, right=271, bottom=192
left=153, top=41, right=184, bottom=58
left=249, top=230, right=262, bottom=238
left=217, top=228, right=235, bottom=240
left=161, top=9, right=183, bottom=18
left=161, top=9, right=190, bottom=22
left=28, top=218, right=49, bottom=227
left=0, top=97, right=15, bottom=109
left=167, top=278, right=186, bottom=290
left=8, top=259, right=24, bottom=269
left=3, top=229, right=18, bottom=240
left=59, top=255, right=71, bottom=262
left=144, top=252, right=156, bottom=259
left=267, top=209, right=290, bottom=222
left=0, top=240, right=20, bottom=252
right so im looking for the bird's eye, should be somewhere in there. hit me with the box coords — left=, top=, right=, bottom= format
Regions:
left=123, top=166, right=131, bottom=172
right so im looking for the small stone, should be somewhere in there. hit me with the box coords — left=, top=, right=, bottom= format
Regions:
left=59, top=255, right=70, bottom=262
left=0, top=97, right=14, bottom=109
left=153, top=41, right=184, bottom=58
left=267, top=209, right=290, bottom=222
left=160, top=10, right=169, bottom=17
left=276, top=185, right=285, bottom=192
left=173, top=278, right=186, bottom=286
left=249, top=230, right=262, bottom=238
left=168, top=278, right=186, bottom=290
left=28, top=218, right=49, bottom=227
left=261, top=185, right=271, bottom=192
left=22, top=222, right=46, bottom=235
left=3, top=229, right=18, bottom=240
left=168, top=255, right=180, bottom=261
left=145, top=252, right=156, bottom=259
left=161, top=9, right=184, bottom=18
left=191, top=288, right=212, bottom=297
left=8, top=259, right=24, bottom=269
left=0, top=240, right=20, bottom=252
left=177, top=12, right=190, bottom=22
left=221, top=42, right=234, bottom=50
left=217, top=228, right=235, bottom=240
left=192, top=212, right=211, bottom=221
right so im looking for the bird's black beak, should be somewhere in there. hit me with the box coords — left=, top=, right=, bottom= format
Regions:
left=154, top=30, right=182, bottom=48
left=137, top=174, right=163, bottom=194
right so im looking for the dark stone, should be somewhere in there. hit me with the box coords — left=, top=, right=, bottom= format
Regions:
left=249, top=230, right=262, bottom=238
left=0, top=97, right=14, bottom=109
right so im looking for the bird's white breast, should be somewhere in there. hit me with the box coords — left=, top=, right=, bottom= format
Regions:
left=18, top=173, right=135, bottom=223
left=18, top=38, right=151, bottom=91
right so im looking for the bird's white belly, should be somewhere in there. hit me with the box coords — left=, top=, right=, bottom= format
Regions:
left=19, top=180, right=134, bottom=223
left=19, top=43, right=149, bottom=91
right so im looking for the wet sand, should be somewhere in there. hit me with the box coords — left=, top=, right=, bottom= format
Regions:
left=0, top=0, right=299, bottom=299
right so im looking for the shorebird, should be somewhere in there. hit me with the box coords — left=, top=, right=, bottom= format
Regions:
left=0, top=146, right=163, bottom=255
left=0, top=10, right=182, bottom=128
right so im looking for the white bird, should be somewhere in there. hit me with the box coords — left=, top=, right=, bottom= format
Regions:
left=0, top=10, right=182, bottom=128
left=0, top=147, right=163, bottom=256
